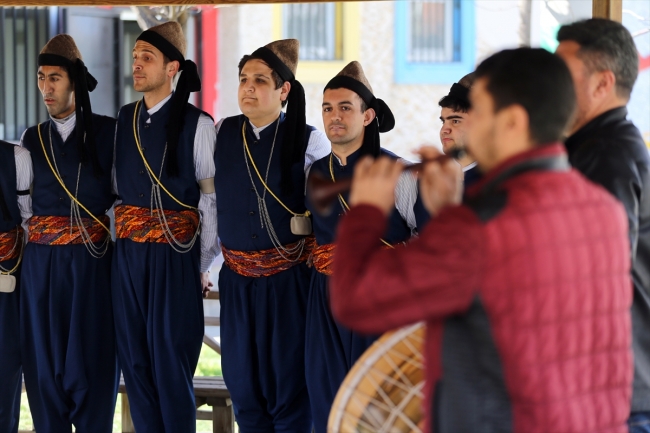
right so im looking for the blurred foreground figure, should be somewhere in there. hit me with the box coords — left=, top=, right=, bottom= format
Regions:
left=556, top=19, right=650, bottom=432
left=330, top=47, right=633, bottom=433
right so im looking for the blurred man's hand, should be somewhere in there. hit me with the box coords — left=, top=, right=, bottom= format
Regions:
left=201, top=271, right=213, bottom=298
left=349, top=156, right=403, bottom=216
left=417, top=146, right=463, bottom=215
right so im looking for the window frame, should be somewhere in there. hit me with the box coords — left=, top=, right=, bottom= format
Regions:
left=394, top=0, right=475, bottom=84
left=273, top=2, right=360, bottom=84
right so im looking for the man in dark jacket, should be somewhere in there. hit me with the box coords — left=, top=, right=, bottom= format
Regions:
left=329, top=47, right=633, bottom=432
left=556, top=19, right=650, bottom=432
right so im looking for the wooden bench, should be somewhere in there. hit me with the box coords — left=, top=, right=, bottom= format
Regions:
left=119, top=375, right=234, bottom=433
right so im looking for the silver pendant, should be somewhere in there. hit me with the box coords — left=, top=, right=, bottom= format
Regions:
left=290, top=215, right=312, bottom=236
left=0, top=275, right=16, bottom=293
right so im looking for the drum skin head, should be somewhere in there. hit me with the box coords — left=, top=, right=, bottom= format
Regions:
left=328, top=322, right=426, bottom=433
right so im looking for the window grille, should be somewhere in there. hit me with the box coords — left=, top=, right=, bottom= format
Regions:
left=407, top=0, right=458, bottom=63
left=283, top=3, right=342, bottom=61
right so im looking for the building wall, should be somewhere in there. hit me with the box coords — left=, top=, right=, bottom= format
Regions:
left=217, top=1, right=523, bottom=161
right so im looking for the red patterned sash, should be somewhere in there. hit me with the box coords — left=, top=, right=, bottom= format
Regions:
left=0, top=227, right=24, bottom=261
left=310, top=243, right=335, bottom=276
left=28, top=215, right=109, bottom=245
left=222, top=236, right=316, bottom=278
left=114, top=204, right=199, bottom=244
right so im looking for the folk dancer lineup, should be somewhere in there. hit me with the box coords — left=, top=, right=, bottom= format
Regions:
left=0, top=17, right=648, bottom=433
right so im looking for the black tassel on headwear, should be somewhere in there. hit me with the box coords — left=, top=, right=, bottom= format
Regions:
left=324, top=75, right=395, bottom=158
left=73, top=59, right=101, bottom=177
left=136, top=29, right=203, bottom=178
left=250, top=46, right=307, bottom=195
left=38, top=53, right=101, bottom=177
left=164, top=60, right=201, bottom=177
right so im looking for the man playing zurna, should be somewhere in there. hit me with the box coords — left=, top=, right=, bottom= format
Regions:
left=0, top=141, right=31, bottom=433
left=19, top=34, right=118, bottom=432
left=305, top=61, right=417, bottom=433
left=112, top=21, right=218, bottom=433
left=214, top=39, right=329, bottom=432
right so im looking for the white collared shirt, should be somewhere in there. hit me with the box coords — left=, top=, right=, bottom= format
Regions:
left=50, top=112, right=77, bottom=142
left=463, top=161, right=478, bottom=172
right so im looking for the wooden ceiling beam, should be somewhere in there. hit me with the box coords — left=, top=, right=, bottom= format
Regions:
left=592, top=0, right=623, bottom=22
left=0, top=0, right=341, bottom=5
left=1, top=0, right=623, bottom=23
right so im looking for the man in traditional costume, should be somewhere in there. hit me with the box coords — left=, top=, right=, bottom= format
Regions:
left=304, top=61, right=417, bottom=433
left=213, top=39, right=329, bottom=432
left=112, top=21, right=219, bottom=433
left=414, top=73, right=479, bottom=229
left=438, top=73, right=480, bottom=186
left=0, top=140, right=31, bottom=433
left=20, top=34, right=118, bottom=432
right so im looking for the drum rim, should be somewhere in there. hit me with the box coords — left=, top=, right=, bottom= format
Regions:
left=327, top=321, right=425, bottom=432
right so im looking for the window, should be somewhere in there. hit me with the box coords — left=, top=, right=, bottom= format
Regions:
left=395, top=0, right=475, bottom=84
left=283, top=3, right=342, bottom=61
left=408, top=0, right=455, bottom=63
left=273, top=2, right=359, bottom=83
left=0, top=7, right=51, bottom=141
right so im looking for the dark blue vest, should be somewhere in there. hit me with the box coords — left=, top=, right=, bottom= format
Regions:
left=214, top=113, right=316, bottom=251
left=22, top=115, right=116, bottom=218
left=0, top=140, right=22, bottom=232
left=306, top=148, right=412, bottom=246
left=115, top=99, right=204, bottom=211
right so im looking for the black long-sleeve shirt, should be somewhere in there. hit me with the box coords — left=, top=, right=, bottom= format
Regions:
left=566, top=106, right=650, bottom=412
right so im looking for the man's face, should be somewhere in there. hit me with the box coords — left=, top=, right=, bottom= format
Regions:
left=38, top=66, right=75, bottom=119
left=439, top=107, right=470, bottom=155
left=555, top=41, right=594, bottom=134
left=132, top=40, right=170, bottom=93
left=467, top=78, right=499, bottom=170
left=238, top=59, right=286, bottom=121
left=322, top=88, right=373, bottom=146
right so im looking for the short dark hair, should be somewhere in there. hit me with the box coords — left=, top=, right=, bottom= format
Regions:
left=438, top=72, right=475, bottom=113
left=557, top=18, right=638, bottom=99
left=474, top=48, right=576, bottom=145
left=238, top=54, right=288, bottom=108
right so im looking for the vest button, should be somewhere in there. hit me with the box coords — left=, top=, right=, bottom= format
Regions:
left=59, top=197, right=64, bottom=201
left=254, top=141, right=258, bottom=145
left=251, top=234, right=257, bottom=239
left=142, top=147, right=146, bottom=151
left=250, top=188, right=255, bottom=193
left=139, top=170, right=144, bottom=175
left=61, top=152, right=66, bottom=156
left=139, top=193, right=144, bottom=198
left=144, top=124, right=150, bottom=128
left=249, top=211, right=255, bottom=216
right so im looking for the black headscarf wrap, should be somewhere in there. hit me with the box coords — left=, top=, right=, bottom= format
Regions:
left=136, top=29, right=202, bottom=178
left=250, top=46, right=306, bottom=195
left=38, top=53, right=101, bottom=177
left=324, top=75, right=395, bottom=158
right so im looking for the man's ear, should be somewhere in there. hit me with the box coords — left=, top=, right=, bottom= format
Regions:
left=280, top=81, right=292, bottom=103
left=363, top=108, right=376, bottom=127
left=497, top=104, right=529, bottom=138
left=593, top=69, right=616, bottom=99
left=167, top=60, right=181, bottom=78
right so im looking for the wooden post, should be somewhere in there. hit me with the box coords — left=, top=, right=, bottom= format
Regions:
left=592, top=0, right=623, bottom=22
left=122, top=393, right=136, bottom=433
left=212, top=398, right=234, bottom=433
